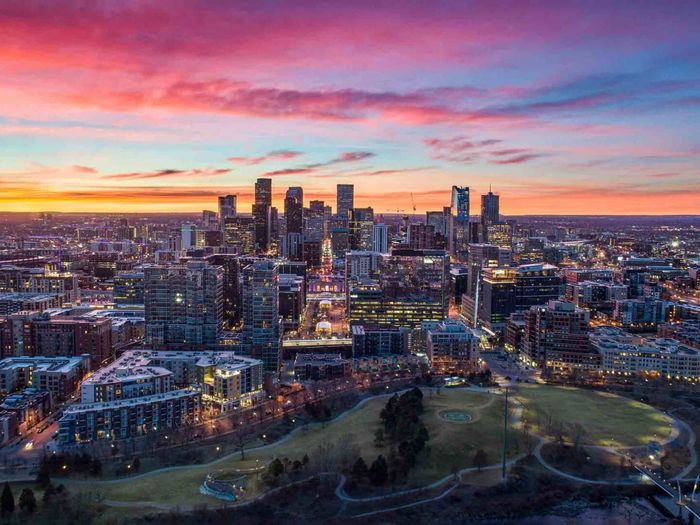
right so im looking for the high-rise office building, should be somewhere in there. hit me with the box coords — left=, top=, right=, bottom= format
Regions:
left=181, top=223, right=197, bottom=250
left=484, top=222, right=513, bottom=249
left=451, top=186, right=470, bottom=220
left=514, top=263, right=562, bottom=312
left=347, top=249, right=449, bottom=328
left=144, top=261, right=223, bottom=350
left=218, top=195, right=237, bottom=221
left=206, top=254, right=241, bottom=328
left=202, top=210, right=217, bottom=229
left=372, top=224, right=389, bottom=253
left=476, top=267, right=516, bottom=331
left=466, top=244, right=501, bottom=298
left=449, top=186, right=470, bottom=259
left=522, top=300, right=591, bottom=368
left=285, top=187, right=304, bottom=234
left=480, top=189, right=499, bottom=225
left=337, top=184, right=354, bottom=219
left=223, top=217, right=255, bottom=255
left=408, top=224, right=436, bottom=250
left=253, top=178, right=272, bottom=253
left=350, top=207, right=374, bottom=251
left=242, top=261, right=281, bottom=374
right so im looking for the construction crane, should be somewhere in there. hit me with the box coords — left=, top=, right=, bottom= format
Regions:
left=410, top=192, right=416, bottom=212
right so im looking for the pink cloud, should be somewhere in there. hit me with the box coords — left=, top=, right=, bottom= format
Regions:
left=228, top=150, right=303, bottom=165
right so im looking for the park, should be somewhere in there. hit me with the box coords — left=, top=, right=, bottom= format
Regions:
left=53, top=381, right=680, bottom=519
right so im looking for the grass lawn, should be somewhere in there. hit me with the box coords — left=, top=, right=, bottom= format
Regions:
left=70, top=388, right=509, bottom=508
left=64, top=384, right=675, bottom=512
left=515, top=384, right=674, bottom=447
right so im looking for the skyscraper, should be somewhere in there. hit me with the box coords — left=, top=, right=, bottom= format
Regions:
left=350, top=207, right=374, bottom=251
left=480, top=188, right=499, bottom=225
left=284, top=187, right=304, bottom=234
left=451, top=186, right=470, bottom=220
left=242, top=260, right=281, bottom=374
left=218, top=195, right=237, bottom=221
left=450, top=186, right=470, bottom=259
left=144, top=261, right=223, bottom=350
left=372, top=223, right=389, bottom=253
left=253, top=178, right=272, bottom=252
left=337, top=184, right=354, bottom=219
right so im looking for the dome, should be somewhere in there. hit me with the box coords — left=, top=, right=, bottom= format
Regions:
left=316, top=321, right=332, bottom=332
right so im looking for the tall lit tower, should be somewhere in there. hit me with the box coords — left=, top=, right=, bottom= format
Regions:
left=253, top=178, right=272, bottom=252
left=242, top=260, right=281, bottom=374
left=218, top=195, right=237, bottom=221
left=450, top=185, right=470, bottom=258
left=481, top=187, right=499, bottom=225
left=337, top=184, right=354, bottom=219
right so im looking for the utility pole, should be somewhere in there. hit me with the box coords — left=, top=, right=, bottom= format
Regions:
left=502, top=387, right=508, bottom=481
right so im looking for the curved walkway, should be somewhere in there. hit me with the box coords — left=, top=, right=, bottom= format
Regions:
left=94, top=388, right=697, bottom=517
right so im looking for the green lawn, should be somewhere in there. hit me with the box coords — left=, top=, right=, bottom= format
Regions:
left=68, top=384, right=671, bottom=510
left=515, top=384, right=674, bottom=447
left=70, top=388, right=507, bottom=506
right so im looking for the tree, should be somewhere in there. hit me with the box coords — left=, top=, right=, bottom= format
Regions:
left=473, top=449, right=489, bottom=472
left=36, top=458, right=51, bottom=488
left=351, top=457, right=369, bottom=481
left=268, top=458, right=284, bottom=478
left=368, top=455, right=388, bottom=486
left=1, top=482, right=14, bottom=517
left=18, top=488, right=37, bottom=515
left=374, top=428, right=385, bottom=448
left=90, top=458, right=102, bottom=477
left=570, top=422, right=587, bottom=452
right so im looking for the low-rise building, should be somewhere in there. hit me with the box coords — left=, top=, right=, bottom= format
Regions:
left=59, top=388, right=201, bottom=443
left=590, top=327, right=700, bottom=380
left=0, top=411, right=19, bottom=445
left=293, top=353, right=352, bottom=381
left=0, top=388, right=52, bottom=433
left=658, top=320, right=700, bottom=350
left=0, top=355, right=89, bottom=400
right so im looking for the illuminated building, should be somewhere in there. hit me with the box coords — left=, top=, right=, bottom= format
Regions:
left=426, top=319, right=480, bottom=375
left=285, top=186, right=304, bottom=235
left=514, top=263, right=562, bottom=311
left=480, top=189, right=499, bottom=225
left=223, top=217, right=255, bottom=255
left=336, top=184, right=354, bottom=219
left=0, top=266, right=79, bottom=303
left=522, top=300, right=592, bottom=368
left=350, top=207, right=374, bottom=251
left=449, top=185, right=470, bottom=259
left=591, top=327, right=700, bottom=379
left=241, top=260, right=281, bottom=374
left=408, top=224, right=436, bottom=250
left=347, top=249, right=449, bottom=329
left=0, top=355, right=89, bottom=400
left=254, top=178, right=272, bottom=252
left=372, top=223, right=389, bottom=253
left=59, top=388, right=201, bottom=443
left=144, top=261, right=223, bottom=350
left=218, top=194, right=237, bottom=222
left=293, top=353, right=352, bottom=380
left=113, top=270, right=144, bottom=305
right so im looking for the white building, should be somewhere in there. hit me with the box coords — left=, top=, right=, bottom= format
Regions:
left=591, top=327, right=700, bottom=380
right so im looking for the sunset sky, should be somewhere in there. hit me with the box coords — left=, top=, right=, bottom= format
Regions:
left=1, top=1, right=699, bottom=215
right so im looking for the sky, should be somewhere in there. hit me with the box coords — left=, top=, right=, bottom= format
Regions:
left=1, top=0, right=699, bottom=215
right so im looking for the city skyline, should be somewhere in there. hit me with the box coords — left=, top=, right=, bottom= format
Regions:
left=1, top=2, right=700, bottom=215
